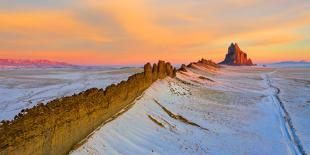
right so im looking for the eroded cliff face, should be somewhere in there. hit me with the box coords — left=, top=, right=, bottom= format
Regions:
left=0, top=61, right=176, bottom=155
left=220, top=43, right=254, bottom=66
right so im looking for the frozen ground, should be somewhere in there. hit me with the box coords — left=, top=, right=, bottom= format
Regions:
left=269, top=68, right=310, bottom=154
left=0, top=67, right=141, bottom=121
left=71, top=65, right=310, bottom=155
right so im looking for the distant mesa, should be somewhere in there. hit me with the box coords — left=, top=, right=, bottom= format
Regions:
left=270, top=60, right=309, bottom=65
left=265, top=60, right=310, bottom=67
left=220, top=43, right=254, bottom=66
left=0, top=59, right=77, bottom=68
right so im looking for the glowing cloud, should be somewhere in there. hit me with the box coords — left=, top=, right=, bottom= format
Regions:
left=0, top=0, right=309, bottom=64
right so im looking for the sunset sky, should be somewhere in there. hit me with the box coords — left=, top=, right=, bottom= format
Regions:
left=0, top=0, right=309, bottom=65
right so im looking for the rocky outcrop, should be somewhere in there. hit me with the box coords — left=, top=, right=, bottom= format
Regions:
left=185, top=59, right=219, bottom=70
left=220, top=43, right=253, bottom=65
left=179, top=64, right=187, bottom=72
left=196, top=59, right=220, bottom=68
left=0, top=61, right=176, bottom=155
left=176, top=59, right=219, bottom=76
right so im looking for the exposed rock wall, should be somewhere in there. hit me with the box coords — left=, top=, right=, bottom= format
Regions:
left=220, top=43, right=253, bottom=65
left=186, top=59, right=220, bottom=69
left=0, top=61, right=176, bottom=155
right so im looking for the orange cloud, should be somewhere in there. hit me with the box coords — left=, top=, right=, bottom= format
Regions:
left=0, top=0, right=309, bottom=64
left=0, top=10, right=111, bottom=49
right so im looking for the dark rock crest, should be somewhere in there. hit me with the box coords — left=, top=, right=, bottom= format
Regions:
left=180, top=59, right=219, bottom=71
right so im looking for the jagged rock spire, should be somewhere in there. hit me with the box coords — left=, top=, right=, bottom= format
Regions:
left=220, top=43, right=254, bottom=65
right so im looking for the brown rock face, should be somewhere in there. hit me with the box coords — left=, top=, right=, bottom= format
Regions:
left=152, top=63, right=158, bottom=82
left=220, top=43, right=254, bottom=65
left=0, top=60, right=176, bottom=155
left=158, top=60, right=167, bottom=79
left=144, top=63, right=153, bottom=84
left=165, top=62, right=174, bottom=77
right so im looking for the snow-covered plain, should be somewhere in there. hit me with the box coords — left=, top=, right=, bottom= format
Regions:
left=0, top=67, right=141, bottom=121
left=71, top=65, right=310, bottom=155
left=269, top=68, right=310, bottom=154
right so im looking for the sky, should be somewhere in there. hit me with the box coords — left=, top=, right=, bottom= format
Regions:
left=0, top=0, right=309, bottom=65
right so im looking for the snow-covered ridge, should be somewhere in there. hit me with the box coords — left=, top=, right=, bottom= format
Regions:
left=0, top=60, right=176, bottom=155
left=1, top=58, right=309, bottom=155
left=72, top=63, right=310, bottom=155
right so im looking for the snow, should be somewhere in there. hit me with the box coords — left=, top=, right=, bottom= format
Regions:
left=71, top=65, right=310, bottom=155
left=0, top=68, right=141, bottom=121
left=2, top=64, right=308, bottom=154
left=268, top=68, right=310, bottom=153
